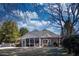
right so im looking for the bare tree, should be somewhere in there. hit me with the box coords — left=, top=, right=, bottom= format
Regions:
left=45, top=3, right=79, bottom=36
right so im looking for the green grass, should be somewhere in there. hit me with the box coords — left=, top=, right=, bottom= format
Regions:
left=0, top=47, right=69, bottom=56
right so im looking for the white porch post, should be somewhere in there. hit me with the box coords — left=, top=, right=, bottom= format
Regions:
left=39, top=38, right=41, bottom=47
left=49, top=39, right=51, bottom=45
left=21, top=39, right=23, bottom=47
left=23, top=40, right=25, bottom=47
left=47, top=39, right=49, bottom=46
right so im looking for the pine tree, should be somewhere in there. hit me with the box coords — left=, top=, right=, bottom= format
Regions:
left=0, top=20, right=20, bottom=43
left=20, top=27, right=28, bottom=36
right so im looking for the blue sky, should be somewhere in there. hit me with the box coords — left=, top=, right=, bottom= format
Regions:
left=0, top=3, right=64, bottom=35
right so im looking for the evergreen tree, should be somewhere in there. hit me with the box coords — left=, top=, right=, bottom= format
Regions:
left=0, top=20, right=20, bottom=43
left=20, top=27, right=28, bottom=36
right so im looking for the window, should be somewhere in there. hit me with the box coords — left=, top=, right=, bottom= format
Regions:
left=35, top=38, right=39, bottom=46
left=35, top=38, right=39, bottom=43
left=43, top=40, right=48, bottom=43
left=30, top=38, right=34, bottom=46
left=30, top=38, right=34, bottom=43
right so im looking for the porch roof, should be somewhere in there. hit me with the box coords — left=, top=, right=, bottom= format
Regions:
left=20, top=30, right=60, bottom=39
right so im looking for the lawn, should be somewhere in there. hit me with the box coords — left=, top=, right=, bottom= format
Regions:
left=0, top=47, right=69, bottom=56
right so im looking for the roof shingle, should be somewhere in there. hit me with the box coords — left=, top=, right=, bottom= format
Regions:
left=21, top=29, right=60, bottom=39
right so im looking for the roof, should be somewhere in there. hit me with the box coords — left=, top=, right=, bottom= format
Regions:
left=21, top=29, right=60, bottom=39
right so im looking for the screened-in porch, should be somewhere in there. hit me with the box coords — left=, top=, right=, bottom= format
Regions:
left=20, top=30, right=61, bottom=47
left=21, top=37, right=60, bottom=47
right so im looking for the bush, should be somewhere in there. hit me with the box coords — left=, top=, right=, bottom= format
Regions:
left=62, top=35, right=79, bottom=55
left=53, top=42, right=58, bottom=47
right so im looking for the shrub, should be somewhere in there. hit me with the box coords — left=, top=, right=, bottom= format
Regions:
left=62, top=35, right=79, bottom=55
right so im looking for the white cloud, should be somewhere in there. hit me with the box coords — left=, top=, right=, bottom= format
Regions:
left=26, top=11, right=38, bottom=19
left=17, top=20, right=51, bottom=31
left=12, top=10, right=51, bottom=28
left=12, top=10, right=38, bottom=22
left=17, top=22, right=27, bottom=28
left=13, top=10, right=51, bottom=31
left=12, top=10, right=60, bottom=34
left=47, top=27, right=60, bottom=35
left=30, top=20, right=50, bottom=26
left=39, top=3, right=44, bottom=5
